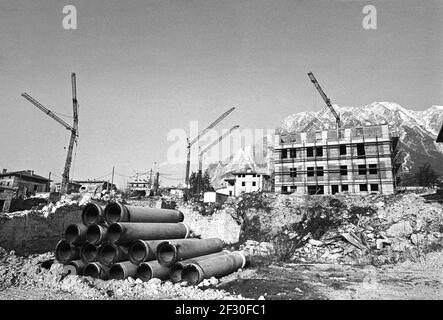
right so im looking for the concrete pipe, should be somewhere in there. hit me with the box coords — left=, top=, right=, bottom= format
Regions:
left=82, top=202, right=106, bottom=226
left=63, top=259, right=87, bottom=276
left=104, top=202, right=184, bottom=224
left=65, top=223, right=88, bottom=245
left=80, top=242, right=99, bottom=263
left=86, top=224, right=108, bottom=245
left=55, top=239, right=80, bottom=263
left=129, top=239, right=198, bottom=265
left=181, top=251, right=246, bottom=285
left=84, top=262, right=109, bottom=280
left=98, top=242, right=129, bottom=266
left=157, top=238, right=224, bottom=267
left=169, top=251, right=230, bottom=283
left=108, top=261, right=138, bottom=280
left=107, top=222, right=189, bottom=244
left=136, top=260, right=170, bottom=282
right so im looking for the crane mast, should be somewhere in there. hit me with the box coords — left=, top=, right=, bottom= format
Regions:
left=61, top=73, right=79, bottom=194
left=184, top=107, right=235, bottom=198
left=21, top=73, right=79, bottom=194
left=197, top=125, right=240, bottom=195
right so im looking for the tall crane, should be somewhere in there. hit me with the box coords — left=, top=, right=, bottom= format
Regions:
left=21, top=73, right=79, bottom=194
left=184, top=107, right=235, bottom=197
left=196, top=125, right=240, bottom=195
left=303, top=72, right=341, bottom=132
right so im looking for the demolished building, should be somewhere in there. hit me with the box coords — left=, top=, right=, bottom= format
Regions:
left=274, top=124, right=399, bottom=195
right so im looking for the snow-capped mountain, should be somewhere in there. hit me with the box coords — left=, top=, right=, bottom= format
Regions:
left=280, top=102, right=443, bottom=175
left=208, top=102, right=443, bottom=187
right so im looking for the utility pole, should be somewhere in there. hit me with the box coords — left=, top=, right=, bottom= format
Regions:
left=48, top=171, right=51, bottom=192
left=111, top=166, right=115, bottom=191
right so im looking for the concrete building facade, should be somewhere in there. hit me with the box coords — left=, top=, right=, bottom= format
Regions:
left=274, top=125, right=397, bottom=195
left=0, top=169, right=50, bottom=197
left=218, top=168, right=272, bottom=197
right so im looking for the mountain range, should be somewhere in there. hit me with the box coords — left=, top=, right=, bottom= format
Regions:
left=207, top=102, right=443, bottom=188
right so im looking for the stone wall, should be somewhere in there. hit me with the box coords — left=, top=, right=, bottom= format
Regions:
left=0, top=205, right=82, bottom=256
left=179, top=207, right=241, bottom=244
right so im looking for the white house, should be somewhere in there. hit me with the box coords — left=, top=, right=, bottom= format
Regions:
left=217, top=169, right=272, bottom=197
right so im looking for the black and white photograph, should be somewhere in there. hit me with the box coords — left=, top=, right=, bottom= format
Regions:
left=0, top=0, right=442, bottom=310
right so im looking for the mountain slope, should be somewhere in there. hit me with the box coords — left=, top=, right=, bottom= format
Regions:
left=208, top=103, right=443, bottom=187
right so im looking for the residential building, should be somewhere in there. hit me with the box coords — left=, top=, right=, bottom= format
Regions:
left=218, top=168, right=272, bottom=197
left=0, top=169, right=50, bottom=197
left=274, top=125, right=398, bottom=195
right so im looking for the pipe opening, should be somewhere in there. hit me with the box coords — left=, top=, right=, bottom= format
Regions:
left=181, top=265, right=201, bottom=285
left=55, top=241, right=73, bottom=262
left=169, top=264, right=184, bottom=283
left=99, top=243, right=117, bottom=265
left=41, top=259, right=55, bottom=269
left=86, top=224, right=103, bottom=244
left=105, top=203, right=123, bottom=224
left=65, top=224, right=81, bottom=243
left=137, top=263, right=152, bottom=282
left=84, top=264, right=100, bottom=278
left=157, top=243, right=177, bottom=266
left=129, top=241, right=148, bottom=263
left=81, top=243, right=98, bottom=262
left=83, top=204, right=100, bottom=225
left=107, top=223, right=122, bottom=243
left=109, top=264, right=125, bottom=280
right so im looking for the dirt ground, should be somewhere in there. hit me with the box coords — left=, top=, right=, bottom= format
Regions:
left=0, top=253, right=441, bottom=300
left=219, top=260, right=443, bottom=300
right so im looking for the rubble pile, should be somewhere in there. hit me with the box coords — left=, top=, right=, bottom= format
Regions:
left=0, top=247, right=243, bottom=300
left=54, top=202, right=247, bottom=286
left=238, top=192, right=443, bottom=265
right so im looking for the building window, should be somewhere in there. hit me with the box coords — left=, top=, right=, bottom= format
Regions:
left=316, top=131, right=322, bottom=140
left=340, top=165, right=348, bottom=176
left=369, top=164, right=378, bottom=174
left=316, top=147, right=323, bottom=157
left=358, top=164, right=366, bottom=175
left=290, top=168, right=297, bottom=178
left=290, top=186, right=297, bottom=192
left=370, top=184, right=379, bottom=192
left=242, top=182, right=246, bottom=186
left=307, top=147, right=314, bottom=157
left=290, top=148, right=297, bottom=158
left=229, top=191, right=232, bottom=196
left=331, top=185, right=339, bottom=194
left=307, top=167, right=315, bottom=177
left=281, top=149, right=288, bottom=159
left=342, top=184, right=349, bottom=192
left=356, top=128, right=363, bottom=137
left=317, top=166, right=324, bottom=177
left=339, top=129, right=345, bottom=139
left=308, top=185, right=324, bottom=195
left=282, top=186, right=288, bottom=193
left=252, top=182, right=256, bottom=187
left=357, top=143, right=365, bottom=157
left=339, top=145, right=347, bottom=155
left=360, top=184, right=368, bottom=192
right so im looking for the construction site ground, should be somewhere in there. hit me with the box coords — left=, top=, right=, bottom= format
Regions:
left=0, top=251, right=441, bottom=300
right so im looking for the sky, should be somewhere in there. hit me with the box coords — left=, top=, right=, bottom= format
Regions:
left=0, top=0, right=442, bottom=187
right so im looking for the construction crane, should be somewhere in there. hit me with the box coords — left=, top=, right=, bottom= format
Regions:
left=184, top=107, right=235, bottom=198
left=196, top=125, right=240, bottom=195
left=21, top=73, right=79, bottom=194
left=303, top=72, right=341, bottom=132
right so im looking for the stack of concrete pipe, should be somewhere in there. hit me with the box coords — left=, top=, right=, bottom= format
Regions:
left=54, top=202, right=246, bottom=285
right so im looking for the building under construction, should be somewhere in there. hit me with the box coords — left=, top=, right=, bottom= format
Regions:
left=274, top=72, right=398, bottom=195
left=274, top=125, right=398, bottom=195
